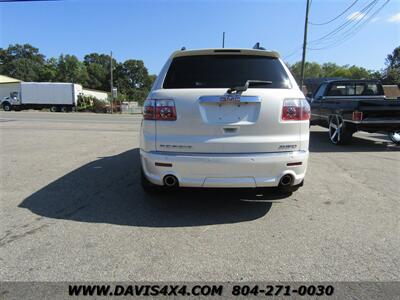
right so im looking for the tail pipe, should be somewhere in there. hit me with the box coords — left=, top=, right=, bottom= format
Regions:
left=279, top=174, right=293, bottom=189
left=163, top=175, right=179, bottom=188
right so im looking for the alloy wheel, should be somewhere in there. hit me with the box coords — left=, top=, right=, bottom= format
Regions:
left=389, top=131, right=400, bottom=145
left=329, top=115, right=343, bottom=144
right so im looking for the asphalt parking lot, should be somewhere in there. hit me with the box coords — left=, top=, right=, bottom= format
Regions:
left=0, top=111, right=399, bottom=281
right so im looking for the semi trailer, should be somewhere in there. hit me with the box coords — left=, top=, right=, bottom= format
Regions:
left=1, top=82, right=82, bottom=112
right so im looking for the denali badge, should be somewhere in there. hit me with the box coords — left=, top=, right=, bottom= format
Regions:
left=159, top=144, right=192, bottom=149
left=219, top=94, right=241, bottom=104
left=278, top=144, right=298, bottom=150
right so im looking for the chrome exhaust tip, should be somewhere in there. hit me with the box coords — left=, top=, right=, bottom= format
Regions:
left=279, top=174, right=293, bottom=186
left=163, top=175, right=179, bottom=188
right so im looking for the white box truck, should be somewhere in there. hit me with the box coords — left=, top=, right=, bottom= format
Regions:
left=1, top=82, right=82, bottom=112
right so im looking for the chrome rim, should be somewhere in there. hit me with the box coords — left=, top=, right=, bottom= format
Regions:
left=389, top=131, right=400, bottom=143
left=329, top=115, right=343, bottom=144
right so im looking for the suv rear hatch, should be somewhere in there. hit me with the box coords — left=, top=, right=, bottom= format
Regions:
left=148, top=51, right=307, bottom=154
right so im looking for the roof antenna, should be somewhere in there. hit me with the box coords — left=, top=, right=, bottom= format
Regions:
left=253, top=42, right=265, bottom=50
left=222, top=32, right=225, bottom=48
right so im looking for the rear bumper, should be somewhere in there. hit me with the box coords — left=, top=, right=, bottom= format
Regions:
left=140, top=150, right=308, bottom=188
left=345, top=119, right=400, bottom=132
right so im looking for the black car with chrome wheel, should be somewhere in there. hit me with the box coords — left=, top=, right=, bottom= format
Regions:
left=309, top=80, right=400, bottom=145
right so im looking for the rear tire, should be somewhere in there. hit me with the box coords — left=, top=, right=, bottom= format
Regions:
left=328, top=115, right=353, bottom=145
left=60, top=106, right=67, bottom=113
left=388, top=131, right=400, bottom=145
left=2, top=102, right=12, bottom=111
left=50, top=106, right=58, bottom=112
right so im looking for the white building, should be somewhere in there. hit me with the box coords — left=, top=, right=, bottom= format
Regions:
left=81, top=88, right=108, bottom=101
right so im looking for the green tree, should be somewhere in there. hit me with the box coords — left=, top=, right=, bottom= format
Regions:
left=116, top=59, right=151, bottom=103
left=320, top=62, right=342, bottom=77
left=0, top=44, right=157, bottom=101
left=0, top=43, right=45, bottom=63
left=128, top=89, right=150, bottom=105
left=369, top=70, right=383, bottom=81
left=347, top=65, right=372, bottom=79
left=85, top=62, right=108, bottom=90
left=382, top=46, right=400, bottom=85
left=117, top=59, right=149, bottom=89
left=327, top=67, right=351, bottom=78
left=383, top=68, right=400, bottom=85
left=39, top=57, right=58, bottom=81
left=0, top=44, right=47, bottom=81
left=83, top=53, right=117, bottom=91
left=56, top=54, right=89, bottom=85
left=145, top=74, right=157, bottom=90
left=386, top=46, right=400, bottom=69
left=289, top=61, right=323, bottom=82
left=289, top=61, right=377, bottom=83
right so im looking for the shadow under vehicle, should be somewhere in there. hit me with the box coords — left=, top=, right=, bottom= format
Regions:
left=19, top=149, right=292, bottom=228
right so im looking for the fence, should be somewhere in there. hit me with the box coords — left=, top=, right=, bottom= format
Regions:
left=121, top=106, right=143, bottom=114
left=120, top=102, right=143, bottom=114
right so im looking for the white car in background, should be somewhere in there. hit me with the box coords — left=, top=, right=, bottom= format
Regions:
left=140, top=47, right=310, bottom=193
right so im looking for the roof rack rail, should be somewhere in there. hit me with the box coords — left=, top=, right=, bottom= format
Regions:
left=180, top=47, right=186, bottom=51
left=253, top=42, right=265, bottom=50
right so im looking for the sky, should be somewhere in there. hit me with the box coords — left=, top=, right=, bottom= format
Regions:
left=0, top=0, right=399, bottom=75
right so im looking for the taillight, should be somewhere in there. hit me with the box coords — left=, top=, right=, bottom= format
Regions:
left=143, top=99, right=155, bottom=120
left=143, top=99, right=177, bottom=121
left=281, top=98, right=310, bottom=121
left=352, top=111, right=363, bottom=121
left=155, top=99, right=177, bottom=121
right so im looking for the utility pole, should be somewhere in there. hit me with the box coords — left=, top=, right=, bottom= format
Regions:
left=110, top=51, right=113, bottom=114
left=222, top=32, right=225, bottom=48
left=300, top=0, right=311, bottom=91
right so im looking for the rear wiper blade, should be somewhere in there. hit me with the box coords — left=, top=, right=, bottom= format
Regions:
left=227, top=80, right=272, bottom=94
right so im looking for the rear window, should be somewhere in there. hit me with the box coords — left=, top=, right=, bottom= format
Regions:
left=163, top=55, right=291, bottom=89
left=326, top=82, right=384, bottom=96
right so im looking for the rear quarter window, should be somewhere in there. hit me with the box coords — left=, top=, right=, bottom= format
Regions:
left=163, top=55, right=291, bottom=89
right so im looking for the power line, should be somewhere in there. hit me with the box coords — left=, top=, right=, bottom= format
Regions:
left=283, top=0, right=375, bottom=60
left=308, top=0, right=379, bottom=47
left=283, top=47, right=303, bottom=60
left=282, top=0, right=389, bottom=61
left=308, top=0, right=379, bottom=46
left=308, top=0, right=390, bottom=50
left=309, top=0, right=388, bottom=49
left=309, top=0, right=359, bottom=25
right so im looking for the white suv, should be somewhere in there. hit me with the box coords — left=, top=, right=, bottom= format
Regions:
left=140, top=48, right=310, bottom=193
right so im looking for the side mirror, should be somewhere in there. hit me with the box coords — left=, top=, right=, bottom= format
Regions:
left=306, top=92, right=313, bottom=98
